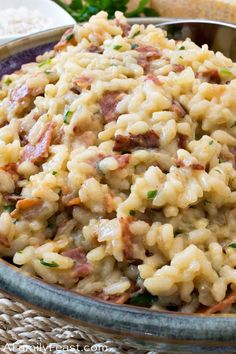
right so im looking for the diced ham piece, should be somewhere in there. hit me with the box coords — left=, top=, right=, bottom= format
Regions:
left=177, top=133, right=188, bottom=149
left=196, top=69, right=221, bottom=84
left=0, top=234, right=10, bottom=248
left=72, top=76, right=93, bottom=91
left=175, top=159, right=204, bottom=170
left=145, top=74, right=161, bottom=85
left=62, top=247, right=91, bottom=278
left=10, top=83, right=46, bottom=116
left=54, top=28, right=76, bottom=51
left=114, top=154, right=130, bottom=168
left=172, top=100, right=187, bottom=118
left=99, top=91, right=123, bottom=123
left=120, top=217, right=134, bottom=260
left=172, top=64, right=185, bottom=73
left=22, top=122, right=54, bottom=165
left=136, top=45, right=161, bottom=73
left=205, top=292, right=236, bottom=314
left=95, top=291, right=131, bottom=304
left=113, top=130, right=159, bottom=152
left=115, top=19, right=131, bottom=37
left=87, top=45, right=104, bottom=54
left=11, top=198, right=43, bottom=219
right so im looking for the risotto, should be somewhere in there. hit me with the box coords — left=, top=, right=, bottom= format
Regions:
left=1, top=12, right=236, bottom=314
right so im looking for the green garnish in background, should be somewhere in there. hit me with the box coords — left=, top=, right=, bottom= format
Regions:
left=129, top=292, right=158, bottom=307
left=54, top=0, right=158, bottom=23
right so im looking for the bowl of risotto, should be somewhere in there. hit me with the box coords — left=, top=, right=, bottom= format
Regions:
left=1, top=12, right=236, bottom=352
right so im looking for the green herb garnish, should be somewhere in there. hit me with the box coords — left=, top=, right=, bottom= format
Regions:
left=228, top=243, right=236, bottom=248
left=66, top=33, right=74, bottom=41
left=129, top=292, right=158, bottom=307
left=209, top=140, right=214, bottom=145
left=179, top=46, right=185, bottom=50
left=179, top=56, right=183, bottom=59
left=52, top=171, right=57, bottom=175
left=17, top=251, right=23, bottom=254
left=64, top=110, right=73, bottom=124
left=147, top=190, right=157, bottom=200
left=129, top=210, right=136, bottom=216
left=3, top=205, right=15, bottom=213
left=220, top=68, right=232, bottom=76
left=38, top=59, right=52, bottom=68
left=113, top=45, right=122, bottom=50
left=131, top=30, right=140, bottom=38
left=215, top=169, right=222, bottom=174
left=40, top=259, right=59, bottom=268
left=54, top=0, right=158, bottom=23
left=219, top=158, right=225, bottom=163
left=4, top=77, right=12, bottom=86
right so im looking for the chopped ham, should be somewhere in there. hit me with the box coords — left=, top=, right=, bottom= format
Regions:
left=205, top=292, right=236, bottom=314
left=10, top=83, right=46, bottom=116
left=0, top=234, right=10, bottom=248
left=4, top=194, right=23, bottom=203
left=175, top=159, right=204, bottom=170
left=113, top=130, right=159, bottom=152
left=145, top=74, right=161, bottom=85
left=95, top=291, right=131, bottom=304
left=177, top=133, right=188, bottom=149
left=22, top=122, right=54, bottom=165
left=114, top=154, right=130, bottom=168
left=115, top=19, right=131, bottom=37
left=196, top=69, right=221, bottom=84
left=62, top=247, right=91, bottom=278
left=136, top=45, right=161, bottom=73
left=11, top=198, right=43, bottom=218
left=120, top=217, right=133, bottom=260
left=172, top=100, right=187, bottom=118
left=99, top=91, right=123, bottom=123
left=72, top=76, right=93, bottom=91
left=87, top=45, right=103, bottom=54
left=172, top=64, right=185, bottom=73
left=54, top=28, right=76, bottom=51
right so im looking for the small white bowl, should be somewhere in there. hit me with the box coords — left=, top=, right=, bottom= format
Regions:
left=0, top=0, right=75, bottom=44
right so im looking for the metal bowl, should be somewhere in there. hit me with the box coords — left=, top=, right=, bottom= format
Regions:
left=1, top=19, right=236, bottom=353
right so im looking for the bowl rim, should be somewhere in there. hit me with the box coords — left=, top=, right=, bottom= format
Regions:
left=1, top=19, right=236, bottom=349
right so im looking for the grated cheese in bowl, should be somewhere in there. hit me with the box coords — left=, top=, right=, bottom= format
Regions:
left=0, top=7, right=55, bottom=36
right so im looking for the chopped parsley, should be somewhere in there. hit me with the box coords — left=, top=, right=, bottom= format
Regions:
left=209, top=140, right=214, bottom=145
left=179, top=46, right=186, bottom=50
left=40, top=259, right=59, bottom=268
left=3, top=205, right=15, bottom=213
left=113, top=45, right=122, bottom=50
left=44, top=69, right=53, bottom=75
left=4, top=77, right=12, bottom=86
left=220, top=68, right=232, bottom=76
left=38, top=58, right=52, bottom=68
left=129, top=210, right=136, bottom=217
left=179, top=56, right=183, bottom=59
left=17, top=251, right=23, bottom=254
left=147, top=190, right=157, bottom=200
left=131, top=30, right=140, bottom=38
left=131, top=43, right=139, bottom=50
left=66, top=33, right=74, bottom=41
left=215, top=169, right=222, bottom=174
left=228, top=243, right=236, bottom=248
left=129, top=293, right=158, bottom=307
left=52, top=171, right=57, bottom=176
left=64, top=110, right=73, bottom=124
